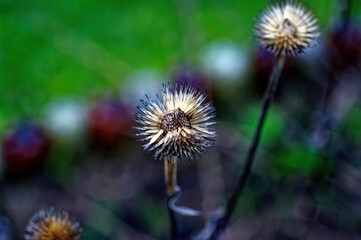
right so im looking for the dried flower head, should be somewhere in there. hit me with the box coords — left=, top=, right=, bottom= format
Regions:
left=255, top=1, right=320, bottom=56
left=25, top=208, right=82, bottom=240
left=134, top=83, right=216, bottom=161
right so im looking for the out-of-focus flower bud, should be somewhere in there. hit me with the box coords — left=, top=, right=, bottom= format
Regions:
left=88, top=99, right=131, bottom=149
left=2, top=122, right=51, bottom=174
left=328, top=21, right=361, bottom=69
left=171, top=65, right=213, bottom=96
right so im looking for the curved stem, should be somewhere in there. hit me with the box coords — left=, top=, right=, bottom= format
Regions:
left=222, top=54, right=286, bottom=227
left=167, top=196, right=178, bottom=240
left=165, top=156, right=178, bottom=240
left=194, top=54, right=286, bottom=240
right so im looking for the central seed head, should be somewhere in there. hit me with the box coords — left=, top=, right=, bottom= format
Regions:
left=160, top=108, right=191, bottom=132
left=279, top=18, right=297, bottom=36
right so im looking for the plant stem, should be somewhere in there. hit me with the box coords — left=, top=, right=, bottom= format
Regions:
left=165, top=157, right=177, bottom=196
left=165, top=156, right=178, bottom=240
left=167, top=196, right=178, bottom=240
left=200, top=54, right=286, bottom=240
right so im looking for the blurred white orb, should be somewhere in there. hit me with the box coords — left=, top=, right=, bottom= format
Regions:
left=200, top=42, right=249, bottom=84
left=121, top=68, right=168, bottom=109
left=44, top=98, right=88, bottom=140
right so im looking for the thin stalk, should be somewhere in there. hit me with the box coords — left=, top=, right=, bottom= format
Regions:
left=165, top=156, right=178, bottom=240
left=165, top=157, right=177, bottom=196
left=205, top=54, right=286, bottom=239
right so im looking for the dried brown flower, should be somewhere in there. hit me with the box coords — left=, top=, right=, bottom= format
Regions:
left=134, top=83, right=216, bottom=161
left=255, top=1, right=320, bottom=56
left=25, top=208, right=82, bottom=240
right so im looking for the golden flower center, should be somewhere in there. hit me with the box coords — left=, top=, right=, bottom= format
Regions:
left=279, top=18, right=297, bottom=37
left=160, top=108, right=191, bottom=132
left=38, top=221, right=77, bottom=240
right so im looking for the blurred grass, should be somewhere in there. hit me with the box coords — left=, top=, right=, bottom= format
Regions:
left=271, top=144, right=329, bottom=180
left=344, top=104, right=361, bottom=145
left=0, top=0, right=346, bottom=133
left=239, top=102, right=286, bottom=147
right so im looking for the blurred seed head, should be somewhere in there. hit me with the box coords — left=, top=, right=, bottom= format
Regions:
left=2, top=122, right=51, bottom=174
left=88, top=98, right=132, bottom=149
left=256, top=1, right=320, bottom=56
left=134, top=83, right=217, bottom=161
left=171, top=65, right=213, bottom=96
left=328, top=21, right=361, bottom=68
left=25, top=208, right=82, bottom=240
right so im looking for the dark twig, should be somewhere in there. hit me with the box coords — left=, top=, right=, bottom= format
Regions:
left=193, top=54, right=286, bottom=240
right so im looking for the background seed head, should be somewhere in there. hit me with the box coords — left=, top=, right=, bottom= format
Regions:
left=25, top=208, right=82, bottom=240
left=255, top=1, right=320, bottom=56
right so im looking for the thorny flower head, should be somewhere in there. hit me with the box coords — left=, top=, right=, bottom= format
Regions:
left=134, top=83, right=216, bottom=162
left=255, top=1, right=320, bottom=56
left=25, top=208, right=82, bottom=240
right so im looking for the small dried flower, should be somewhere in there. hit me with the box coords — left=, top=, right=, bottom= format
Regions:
left=134, top=83, right=216, bottom=161
left=255, top=1, right=320, bottom=56
left=25, top=208, right=82, bottom=240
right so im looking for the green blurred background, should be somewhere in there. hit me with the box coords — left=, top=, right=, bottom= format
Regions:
left=0, top=0, right=345, bottom=132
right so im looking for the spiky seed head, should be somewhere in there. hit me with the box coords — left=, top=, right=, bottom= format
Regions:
left=25, top=208, right=82, bottom=240
left=255, top=1, right=320, bottom=56
left=134, top=83, right=217, bottom=161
